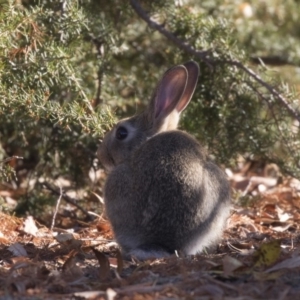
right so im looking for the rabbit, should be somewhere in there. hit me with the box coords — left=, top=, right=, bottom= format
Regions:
left=98, top=61, right=231, bottom=260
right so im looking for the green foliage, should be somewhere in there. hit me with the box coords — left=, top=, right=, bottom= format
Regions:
left=0, top=161, right=17, bottom=183
left=0, top=0, right=300, bottom=216
left=0, top=0, right=116, bottom=214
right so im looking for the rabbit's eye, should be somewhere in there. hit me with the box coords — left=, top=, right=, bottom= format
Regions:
left=116, top=126, right=128, bottom=140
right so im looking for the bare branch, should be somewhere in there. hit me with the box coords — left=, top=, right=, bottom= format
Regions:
left=129, top=0, right=300, bottom=123
left=250, top=55, right=297, bottom=67
left=129, top=0, right=211, bottom=63
left=92, top=37, right=105, bottom=108
left=0, top=156, right=23, bottom=165
left=43, top=182, right=92, bottom=220
left=231, top=60, right=300, bottom=122
left=247, top=81, right=293, bottom=155
left=51, top=185, right=63, bottom=231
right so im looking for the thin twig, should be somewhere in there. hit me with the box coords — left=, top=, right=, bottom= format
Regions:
left=250, top=55, right=298, bottom=67
left=92, top=38, right=105, bottom=107
left=229, top=60, right=300, bottom=123
left=0, top=156, right=23, bottom=165
left=51, top=185, right=63, bottom=231
left=95, top=64, right=104, bottom=107
left=248, top=82, right=300, bottom=169
left=248, top=82, right=292, bottom=147
left=129, top=0, right=300, bottom=124
left=43, top=182, right=91, bottom=219
left=129, top=0, right=212, bottom=63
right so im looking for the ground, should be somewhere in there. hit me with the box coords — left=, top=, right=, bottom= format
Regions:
left=1, top=161, right=300, bottom=299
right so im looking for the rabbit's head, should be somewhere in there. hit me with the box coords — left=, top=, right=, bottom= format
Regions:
left=98, top=61, right=199, bottom=171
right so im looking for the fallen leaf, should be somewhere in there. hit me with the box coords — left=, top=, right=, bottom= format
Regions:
left=8, top=243, right=28, bottom=257
left=55, top=232, right=74, bottom=243
left=106, top=288, right=117, bottom=300
left=254, top=240, right=281, bottom=267
left=73, top=291, right=106, bottom=298
left=23, top=216, right=38, bottom=236
left=116, top=248, right=124, bottom=274
left=0, top=231, right=9, bottom=244
left=11, top=256, right=30, bottom=265
left=276, top=205, right=291, bottom=222
left=266, top=256, right=300, bottom=273
left=93, top=248, right=110, bottom=280
left=62, top=250, right=84, bottom=280
left=96, top=219, right=113, bottom=239
left=91, top=191, right=104, bottom=204
left=223, top=255, right=244, bottom=276
left=62, top=249, right=78, bottom=272
left=271, top=223, right=293, bottom=232
left=253, top=271, right=282, bottom=281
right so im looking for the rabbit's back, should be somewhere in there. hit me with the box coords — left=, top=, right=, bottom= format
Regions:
left=101, top=61, right=231, bottom=259
left=104, top=130, right=230, bottom=255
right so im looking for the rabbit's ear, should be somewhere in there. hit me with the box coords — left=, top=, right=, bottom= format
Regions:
left=176, top=61, right=199, bottom=112
left=153, top=65, right=188, bottom=121
left=148, top=61, right=199, bottom=131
